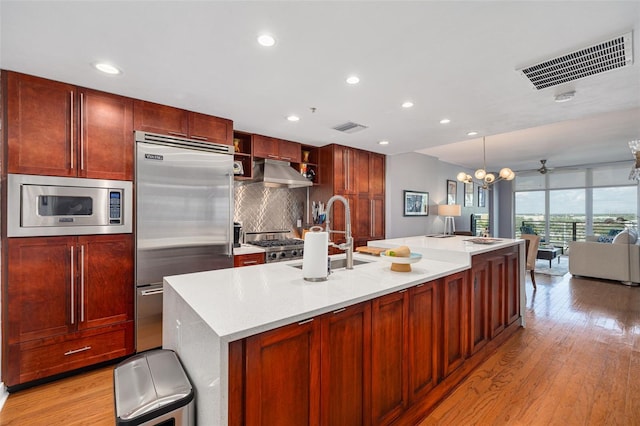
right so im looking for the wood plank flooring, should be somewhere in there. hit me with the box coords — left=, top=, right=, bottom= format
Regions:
left=1, top=271, right=638, bottom=425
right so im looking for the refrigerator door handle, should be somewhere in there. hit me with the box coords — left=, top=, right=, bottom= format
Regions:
left=228, top=172, right=234, bottom=257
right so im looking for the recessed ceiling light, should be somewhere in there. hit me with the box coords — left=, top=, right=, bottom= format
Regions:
left=467, top=131, right=478, bottom=136
left=346, top=75, right=360, bottom=85
left=94, top=63, right=121, bottom=75
left=378, top=140, right=390, bottom=145
left=439, top=118, right=451, bottom=124
left=554, top=90, right=576, bottom=103
left=257, top=34, right=276, bottom=47
left=402, top=101, right=414, bottom=108
left=287, top=115, right=300, bottom=122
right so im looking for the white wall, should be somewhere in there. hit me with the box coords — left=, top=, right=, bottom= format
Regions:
left=385, top=152, right=489, bottom=239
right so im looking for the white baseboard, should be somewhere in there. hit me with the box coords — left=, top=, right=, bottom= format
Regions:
left=0, top=382, right=8, bottom=411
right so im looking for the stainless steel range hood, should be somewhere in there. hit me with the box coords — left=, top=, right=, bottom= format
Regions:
left=252, top=159, right=313, bottom=188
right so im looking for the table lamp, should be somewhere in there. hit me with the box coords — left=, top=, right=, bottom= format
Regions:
left=438, top=204, right=461, bottom=235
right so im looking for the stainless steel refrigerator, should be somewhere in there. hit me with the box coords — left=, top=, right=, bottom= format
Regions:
left=135, top=131, right=234, bottom=352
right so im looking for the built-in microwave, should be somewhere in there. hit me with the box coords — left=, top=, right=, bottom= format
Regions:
left=7, top=174, right=132, bottom=237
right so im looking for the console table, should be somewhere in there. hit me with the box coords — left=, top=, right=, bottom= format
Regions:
left=537, top=246, right=561, bottom=267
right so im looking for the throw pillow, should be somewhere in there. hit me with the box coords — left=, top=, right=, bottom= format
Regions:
left=597, top=235, right=615, bottom=243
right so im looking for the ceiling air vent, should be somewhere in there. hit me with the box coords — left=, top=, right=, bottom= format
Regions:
left=332, top=121, right=368, bottom=133
left=518, top=32, right=633, bottom=90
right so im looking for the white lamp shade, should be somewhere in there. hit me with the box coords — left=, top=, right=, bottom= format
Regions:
left=438, top=204, right=461, bottom=217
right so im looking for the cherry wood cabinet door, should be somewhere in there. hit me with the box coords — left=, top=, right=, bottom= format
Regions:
left=188, top=112, right=232, bottom=145
left=133, top=100, right=189, bottom=138
left=355, top=150, right=371, bottom=194
left=252, top=135, right=279, bottom=159
left=369, top=153, right=385, bottom=198
left=488, top=255, right=507, bottom=338
left=504, top=249, right=520, bottom=325
left=76, top=235, right=134, bottom=330
left=469, top=258, right=490, bottom=355
left=333, top=146, right=356, bottom=194
left=278, top=139, right=302, bottom=162
left=5, top=72, right=77, bottom=176
left=441, top=271, right=467, bottom=378
left=370, top=197, right=385, bottom=240
left=354, top=195, right=371, bottom=242
left=79, top=88, right=133, bottom=180
left=320, top=302, right=371, bottom=426
left=245, top=318, right=321, bottom=426
left=408, top=281, right=439, bottom=403
left=372, top=290, right=409, bottom=425
left=233, top=252, right=265, bottom=267
left=7, top=237, right=76, bottom=344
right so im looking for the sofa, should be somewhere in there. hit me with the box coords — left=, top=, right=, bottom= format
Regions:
left=568, top=229, right=640, bottom=286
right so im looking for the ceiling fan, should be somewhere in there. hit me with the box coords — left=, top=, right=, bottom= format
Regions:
left=537, top=159, right=553, bottom=174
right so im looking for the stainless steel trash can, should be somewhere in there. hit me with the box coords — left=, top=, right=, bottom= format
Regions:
left=114, top=349, right=194, bottom=426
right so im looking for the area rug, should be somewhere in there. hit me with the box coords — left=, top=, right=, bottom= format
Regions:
left=534, top=256, right=569, bottom=276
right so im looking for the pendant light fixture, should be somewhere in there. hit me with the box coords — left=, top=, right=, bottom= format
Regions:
left=456, top=136, right=515, bottom=189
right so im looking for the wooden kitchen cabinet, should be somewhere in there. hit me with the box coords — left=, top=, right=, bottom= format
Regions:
left=469, top=258, right=490, bottom=355
left=408, top=281, right=439, bottom=403
left=504, top=249, right=520, bottom=325
left=320, top=302, right=371, bottom=426
left=4, top=71, right=134, bottom=180
left=233, top=252, right=265, bottom=267
left=441, top=271, right=467, bottom=378
left=4, top=234, right=134, bottom=387
left=252, top=135, right=302, bottom=162
left=244, top=318, right=321, bottom=425
left=134, top=100, right=232, bottom=145
left=372, top=289, right=409, bottom=425
left=313, top=144, right=385, bottom=246
left=488, top=254, right=507, bottom=338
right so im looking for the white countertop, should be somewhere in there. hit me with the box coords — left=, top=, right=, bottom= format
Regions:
left=164, top=235, right=521, bottom=342
left=232, top=244, right=266, bottom=255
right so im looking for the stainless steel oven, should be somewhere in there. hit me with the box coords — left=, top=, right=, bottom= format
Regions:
left=7, top=174, right=132, bottom=237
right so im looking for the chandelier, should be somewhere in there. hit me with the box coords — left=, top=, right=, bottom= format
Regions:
left=456, top=136, right=515, bottom=189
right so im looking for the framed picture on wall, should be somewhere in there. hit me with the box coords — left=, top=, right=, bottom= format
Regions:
left=446, top=180, right=457, bottom=205
left=478, top=186, right=486, bottom=207
left=464, top=182, right=473, bottom=207
left=403, top=190, right=429, bottom=216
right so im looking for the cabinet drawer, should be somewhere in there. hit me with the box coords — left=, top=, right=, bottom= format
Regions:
left=8, top=322, right=133, bottom=386
left=234, top=252, right=265, bottom=267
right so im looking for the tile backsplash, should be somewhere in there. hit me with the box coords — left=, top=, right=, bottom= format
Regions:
left=234, top=182, right=306, bottom=234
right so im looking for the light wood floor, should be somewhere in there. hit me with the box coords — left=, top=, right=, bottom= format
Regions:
left=1, top=272, right=639, bottom=425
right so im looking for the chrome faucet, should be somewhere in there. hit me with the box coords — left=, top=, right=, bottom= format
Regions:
left=325, top=195, right=354, bottom=269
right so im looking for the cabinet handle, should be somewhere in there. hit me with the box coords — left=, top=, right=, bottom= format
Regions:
left=80, top=245, right=85, bottom=322
left=79, top=92, right=85, bottom=170
left=168, top=131, right=188, bottom=137
left=298, top=318, right=314, bottom=325
left=69, top=91, right=74, bottom=170
left=267, top=154, right=279, bottom=159
left=70, top=246, right=75, bottom=325
left=64, top=346, right=91, bottom=356
left=333, top=308, right=346, bottom=314
left=190, top=135, right=208, bottom=141
left=398, top=289, right=408, bottom=293
left=416, top=283, right=425, bottom=288
left=243, top=260, right=258, bottom=265
left=141, top=288, right=164, bottom=296
left=343, top=154, right=348, bottom=191
left=280, top=156, right=292, bottom=161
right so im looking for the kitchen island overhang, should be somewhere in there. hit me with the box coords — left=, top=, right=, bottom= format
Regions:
left=163, top=236, right=526, bottom=425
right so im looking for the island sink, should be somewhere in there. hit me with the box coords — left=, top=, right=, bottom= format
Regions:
left=289, top=257, right=373, bottom=270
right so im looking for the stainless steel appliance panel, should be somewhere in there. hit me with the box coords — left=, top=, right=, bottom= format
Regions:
left=7, top=173, right=132, bottom=237
left=135, top=133, right=234, bottom=352
left=136, top=142, right=234, bottom=287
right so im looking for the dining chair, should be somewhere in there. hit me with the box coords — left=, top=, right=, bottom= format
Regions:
left=521, top=234, right=541, bottom=289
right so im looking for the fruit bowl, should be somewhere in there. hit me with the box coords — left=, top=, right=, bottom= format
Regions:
left=379, top=252, right=422, bottom=272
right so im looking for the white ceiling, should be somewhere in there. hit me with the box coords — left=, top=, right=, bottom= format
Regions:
left=1, top=1, right=639, bottom=173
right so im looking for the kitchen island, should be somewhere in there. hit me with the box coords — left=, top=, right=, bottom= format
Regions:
left=163, top=236, right=525, bottom=425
